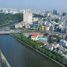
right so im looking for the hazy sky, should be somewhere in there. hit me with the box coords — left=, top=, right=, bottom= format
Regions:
left=0, top=0, right=67, bottom=11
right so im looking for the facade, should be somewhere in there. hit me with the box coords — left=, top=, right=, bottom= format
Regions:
left=23, top=10, right=33, bottom=24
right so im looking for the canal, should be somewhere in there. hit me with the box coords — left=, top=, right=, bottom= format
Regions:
left=0, top=35, right=64, bottom=67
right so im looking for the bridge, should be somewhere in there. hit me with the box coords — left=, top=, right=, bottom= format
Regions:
left=0, top=29, right=67, bottom=39
left=0, top=29, right=21, bottom=34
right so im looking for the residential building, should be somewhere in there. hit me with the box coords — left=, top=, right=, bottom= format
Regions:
left=59, top=39, right=67, bottom=47
left=15, top=23, right=23, bottom=29
left=23, top=10, right=33, bottom=24
left=31, top=32, right=43, bottom=40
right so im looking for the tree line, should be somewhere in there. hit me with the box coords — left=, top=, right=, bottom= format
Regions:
left=0, top=13, right=23, bottom=26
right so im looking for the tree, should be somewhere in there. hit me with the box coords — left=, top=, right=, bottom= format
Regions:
left=62, top=12, right=67, bottom=16
left=54, top=18, right=59, bottom=23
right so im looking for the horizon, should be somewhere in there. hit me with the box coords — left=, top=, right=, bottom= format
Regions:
left=0, top=0, right=67, bottom=12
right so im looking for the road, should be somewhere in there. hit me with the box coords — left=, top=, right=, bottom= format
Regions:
left=46, top=31, right=67, bottom=39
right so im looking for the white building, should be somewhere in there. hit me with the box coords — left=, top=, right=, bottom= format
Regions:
left=15, top=23, right=23, bottom=29
left=23, top=10, right=33, bottom=24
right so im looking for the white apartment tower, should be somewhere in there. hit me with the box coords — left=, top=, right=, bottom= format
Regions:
left=23, top=10, right=32, bottom=24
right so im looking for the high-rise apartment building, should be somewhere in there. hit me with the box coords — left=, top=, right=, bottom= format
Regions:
left=23, top=10, right=33, bottom=24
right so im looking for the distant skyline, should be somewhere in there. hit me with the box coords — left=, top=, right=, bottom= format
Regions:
left=0, top=0, right=67, bottom=12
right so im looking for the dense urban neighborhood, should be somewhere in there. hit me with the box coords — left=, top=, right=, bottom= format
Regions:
left=0, top=8, right=67, bottom=67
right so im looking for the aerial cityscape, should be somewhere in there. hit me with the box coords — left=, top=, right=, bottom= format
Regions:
left=0, top=0, right=67, bottom=67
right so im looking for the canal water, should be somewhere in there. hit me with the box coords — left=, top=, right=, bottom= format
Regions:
left=0, top=35, right=63, bottom=67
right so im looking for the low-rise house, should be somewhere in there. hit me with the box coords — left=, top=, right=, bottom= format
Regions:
left=43, top=21, right=52, bottom=31
left=59, top=45, right=67, bottom=52
left=31, top=32, right=44, bottom=40
left=62, top=52, right=67, bottom=59
left=52, top=43, right=60, bottom=48
left=31, top=32, right=48, bottom=45
left=59, top=39, right=67, bottom=47
left=25, top=24, right=31, bottom=29
left=59, top=40, right=67, bottom=52
left=45, top=44, right=54, bottom=51
left=15, top=22, right=23, bottom=29
left=31, top=22, right=39, bottom=30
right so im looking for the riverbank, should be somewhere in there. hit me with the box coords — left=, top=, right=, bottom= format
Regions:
left=12, top=34, right=66, bottom=67
left=0, top=49, right=11, bottom=67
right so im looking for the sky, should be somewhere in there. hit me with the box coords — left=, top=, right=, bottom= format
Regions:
left=0, top=0, right=67, bottom=11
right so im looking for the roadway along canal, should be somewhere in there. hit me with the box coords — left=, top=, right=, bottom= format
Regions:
left=0, top=35, right=64, bottom=67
